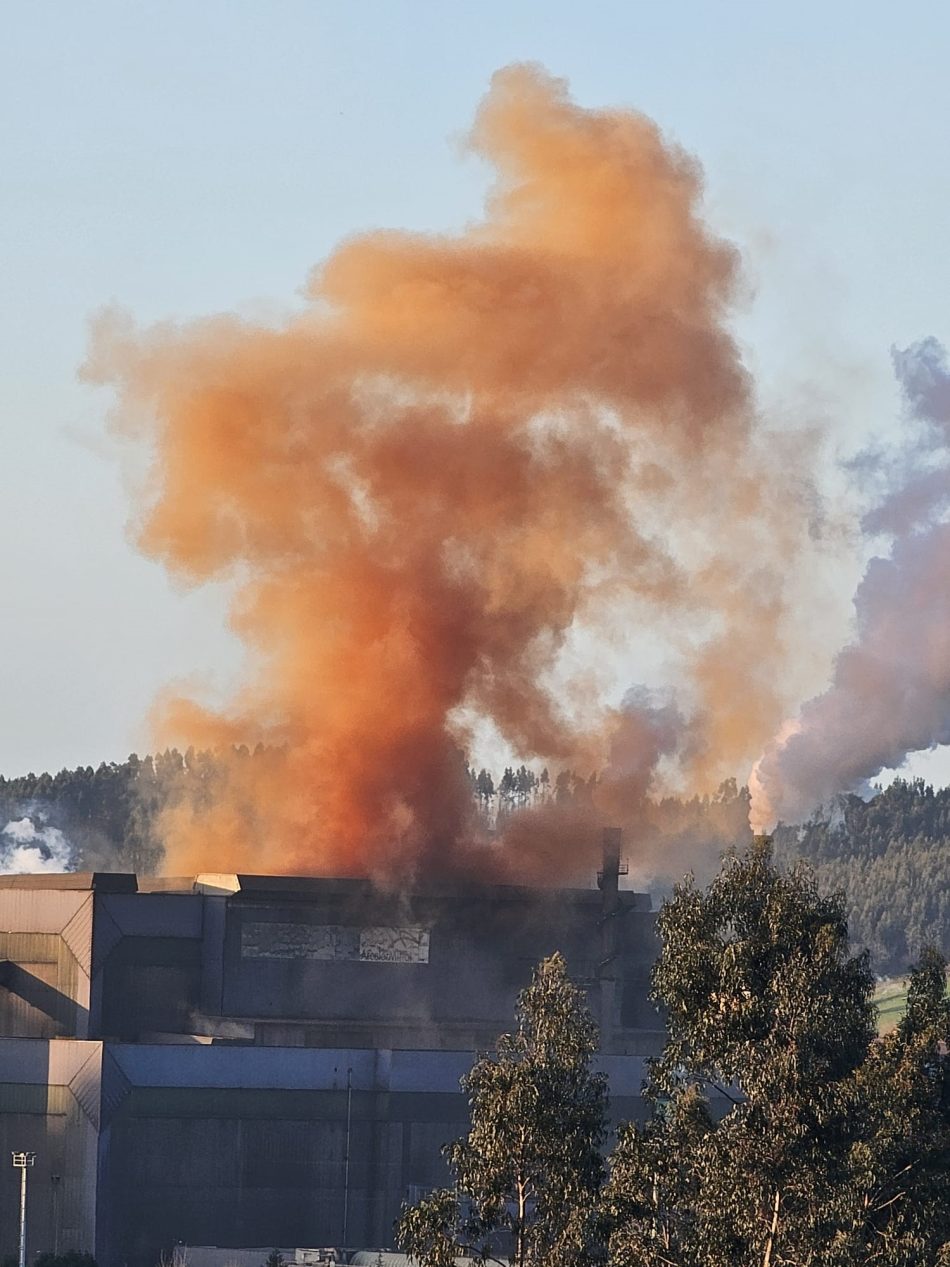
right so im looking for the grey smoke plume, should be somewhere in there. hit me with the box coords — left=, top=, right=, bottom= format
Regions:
left=750, top=338, right=950, bottom=830
left=0, top=816, right=74, bottom=873
left=600, top=686, right=687, bottom=814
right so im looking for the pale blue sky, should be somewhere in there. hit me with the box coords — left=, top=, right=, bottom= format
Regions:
left=2, top=1, right=949, bottom=777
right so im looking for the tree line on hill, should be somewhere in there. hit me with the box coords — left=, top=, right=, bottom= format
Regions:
left=0, top=747, right=256, bottom=875
left=773, top=777, right=950, bottom=976
left=397, top=843, right=950, bottom=1266
left=2, top=750, right=950, bottom=973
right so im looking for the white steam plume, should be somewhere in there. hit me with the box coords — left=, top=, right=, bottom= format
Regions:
left=750, top=338, right=950, bottom=830
left=0, top=817, right=74, bottom=873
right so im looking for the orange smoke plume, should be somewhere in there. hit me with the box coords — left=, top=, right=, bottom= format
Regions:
left=85, top=64, right=811, bottom=882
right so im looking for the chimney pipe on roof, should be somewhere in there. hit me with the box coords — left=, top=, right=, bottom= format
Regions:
left=598, top=826, right=622, bottom=901
left=597, top=827, right=625, bottom=1052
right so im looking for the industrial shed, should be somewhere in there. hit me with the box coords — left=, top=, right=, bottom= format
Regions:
left=0, top=850, right=663, bottom=1266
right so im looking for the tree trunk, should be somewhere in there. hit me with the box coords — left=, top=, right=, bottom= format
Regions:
left=516, top=1176, right=527, bottom=1267
left=763, top=1188, right=781, bottom=1267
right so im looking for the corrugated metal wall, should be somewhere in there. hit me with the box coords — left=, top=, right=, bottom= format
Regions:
left=0, top=1040, right=101, bottom=1263
left=0, top=879, right=662, bottom=1267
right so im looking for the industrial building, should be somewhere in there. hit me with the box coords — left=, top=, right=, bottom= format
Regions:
left=0, top=838, right=664, bottom=1266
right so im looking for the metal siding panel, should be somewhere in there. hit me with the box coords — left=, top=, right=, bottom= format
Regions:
left=199, top=895, right=227, bottom=1014
left=0, top=1036, right=52, bottom=1080
left=0, top=1053, right=101, bottom=1263
left=0, top=930, right=59, bottom=961
left=0, top=1083, right=64, bottom=1113
left=598, top=1054, right=650, bottom=1095
left=67, top=1047, right=103, bottom=1129
left=102, top=893, right=203, bottom=938
left=48, top=1038, right=102, bottom=1084
left=61, top=894, right=95, bottom=972
left=390, top=1050, right=471, bottom=1093
left=110, top=1042, right=377, bottom=1089
left=0, top=890, right=87, bottom=933
left=100, top=1046, right=133, bottom=1123
left=120, top=1086, right=356, bottom=1119
left=0, top=930, right=90, bottom=1037
left=99, top=955, right=200, bottom=1040
left=90, top=901, right=123, bottom=974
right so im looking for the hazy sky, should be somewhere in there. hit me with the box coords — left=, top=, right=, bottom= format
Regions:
left=2, top=0, right=949, bottom=779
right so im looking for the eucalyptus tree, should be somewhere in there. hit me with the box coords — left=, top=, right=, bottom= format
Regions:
left=397, top=953, right=608, bottom=1267
left=604, top=839, right=950, bottom=1267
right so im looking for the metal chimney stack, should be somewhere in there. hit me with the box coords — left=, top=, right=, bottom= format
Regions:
left=597, top=827, right=625, bottom=1052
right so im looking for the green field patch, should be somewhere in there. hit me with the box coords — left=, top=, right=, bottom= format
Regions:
left=873, top=973, right=950, bottom=1034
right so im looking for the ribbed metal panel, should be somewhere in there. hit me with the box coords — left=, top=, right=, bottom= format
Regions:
left=0, top=1083, right=62, bottom=1113
left=61, top=894, right=95, bottom=972
left=0, top=1036, right=51, bottom=1079
left=103, top=893, right=203, bottom=938
left=0, top=935, right=82, bottom=1037
left=66, top=1045, right=102, bottom=1128
left=0, top=930, right=59, bottom=963
left=0, top=889, right=87, bottom=933
left=100, top=1045, right=132, bottom=1124
left=90, top=899, right=124, bottom=975
left=111, top=1042, right=376, bottom=1089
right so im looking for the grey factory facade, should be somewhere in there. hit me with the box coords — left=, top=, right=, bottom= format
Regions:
left=0, top=840, right=664, bottom=1266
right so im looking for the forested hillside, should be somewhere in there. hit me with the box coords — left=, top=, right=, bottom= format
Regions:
left=773, top=778, right=950, bottom=975
left=1, top=753, right=948, bottom=974
left=0, top=748, right=256, bottom=875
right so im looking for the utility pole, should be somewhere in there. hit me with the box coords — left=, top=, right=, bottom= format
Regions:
left=11, top=1152, right=35, bottom=1267
left=50, top=1174, right=61, bottom=1256
left=341, top=1067, right=353, bottom=1247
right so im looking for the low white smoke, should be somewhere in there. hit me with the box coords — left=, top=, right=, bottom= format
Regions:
left=750, top=337, right=950, bottom=831
left=0, top=816, right=74, bottom=873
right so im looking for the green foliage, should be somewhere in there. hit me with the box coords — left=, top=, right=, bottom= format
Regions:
left=396, top=953, right=608, bottom=1267
left=651, top=838, right=876, bottom=1102
left=604, top=841, right=950, bottom=1267
left=396, top=845, right=950, bottom=1266
left=847, top=947, right=950, bottom=1263
left=774, top=778, right=950, bottom=974
left=262, top=1252, right=285, bottom=1267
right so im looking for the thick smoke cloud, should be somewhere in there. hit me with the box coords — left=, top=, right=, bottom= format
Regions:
left=86, top=65, right=813, bottom=880
left=750, top=338, right=950, bottom=831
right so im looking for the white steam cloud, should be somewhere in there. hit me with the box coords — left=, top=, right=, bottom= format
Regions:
left=0, top=816, right=74, bottom=873
left=750, top=337, right=950, bottom=830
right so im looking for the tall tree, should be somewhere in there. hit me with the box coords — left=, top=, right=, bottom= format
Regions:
left=845, top=946, right=950, bottom=1263
left=397, top=953, right=608, bottom=1267
left=604, top=840, right=950, bottom=1267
